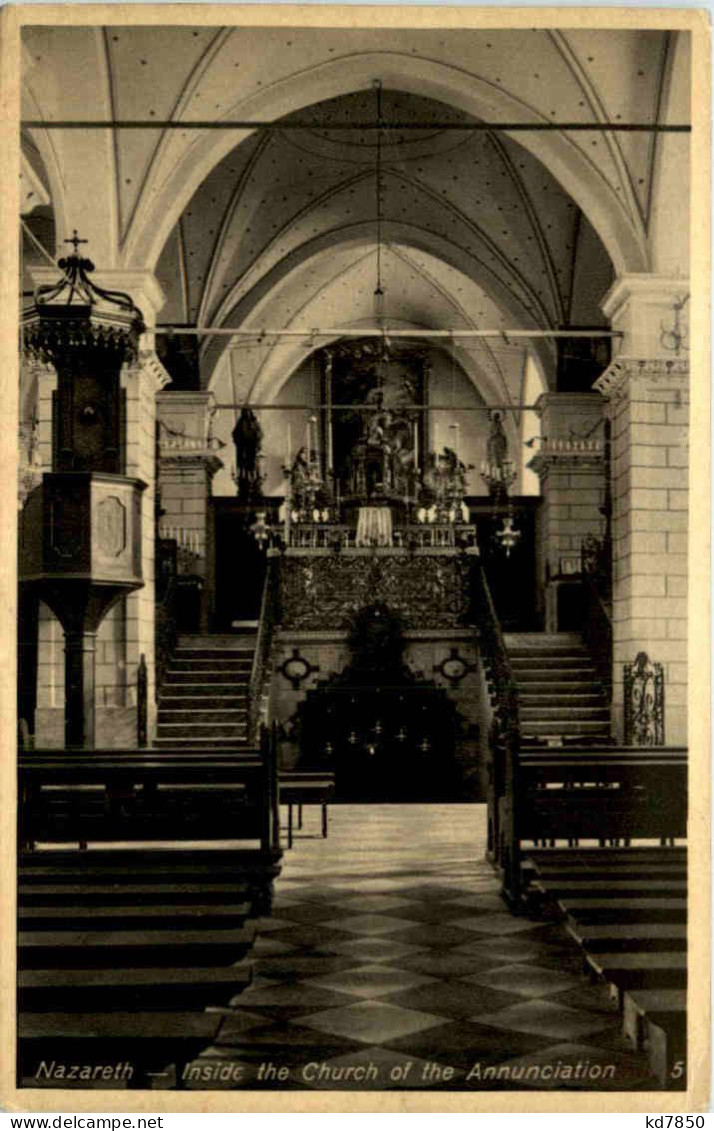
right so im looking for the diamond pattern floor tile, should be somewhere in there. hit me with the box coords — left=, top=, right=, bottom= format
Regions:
left=318, top=936, right=429, bottom=962
left=472, top=998, right=615, bottom=1041
left=384, top=980, right=526, bottom=1019
left=292, top=999, right=449, bottom=1044
left=462, top=963, right=582, bottom=998
left=207, top=804, right=663, bottom=1093
left=326, top=894, right=422, bottom=913
left=322, top=913, right=422, bottom=936
left=306, top=963, right=438, bottom=999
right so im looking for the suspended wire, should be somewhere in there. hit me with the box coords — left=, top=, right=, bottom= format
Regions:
left=374, top=79, right=384, bottom=315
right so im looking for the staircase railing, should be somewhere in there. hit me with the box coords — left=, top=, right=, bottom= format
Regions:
left=582, top=534, right=613, bottom=705
left=472, top=560, right=522, bottom=904
left=248, top=549, right=281, bottom=743
left=155, top=538, right=179, bottom=707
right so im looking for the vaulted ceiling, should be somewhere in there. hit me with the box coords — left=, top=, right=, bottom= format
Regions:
left=21, top=25, right=688, bottom=399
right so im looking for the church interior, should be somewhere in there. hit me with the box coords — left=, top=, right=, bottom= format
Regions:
left=16, top=22, right=691, bottom=1094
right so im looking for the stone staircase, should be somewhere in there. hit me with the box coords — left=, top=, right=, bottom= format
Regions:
left=504, top=632, right=611, bottom=748
left=155, top=634, right=256, bottom=749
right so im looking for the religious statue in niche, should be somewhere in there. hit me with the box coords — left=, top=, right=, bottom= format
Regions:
left=329, top=340, right=426, bottom=505
left=351, top=401, right=416, bottom=501
left=232, top=407, right=264, bottom=503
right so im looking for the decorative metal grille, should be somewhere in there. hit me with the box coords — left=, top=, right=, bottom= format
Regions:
left=624, top=652, right=665, bottom=745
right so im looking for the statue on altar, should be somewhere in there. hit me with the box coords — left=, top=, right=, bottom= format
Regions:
left=351, top=403, right=415, bottom=501
left=419, top=446, right=472, bottom=522
left=285, top=447, right=330, bottom=521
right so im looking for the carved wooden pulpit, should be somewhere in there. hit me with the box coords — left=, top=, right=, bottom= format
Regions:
left=20, top=240, right=146, bottom=747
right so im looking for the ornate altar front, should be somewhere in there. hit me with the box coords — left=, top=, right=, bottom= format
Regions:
left=280, top=544, right=476, bottom=631
left=280, top=339, right=478, bottom=630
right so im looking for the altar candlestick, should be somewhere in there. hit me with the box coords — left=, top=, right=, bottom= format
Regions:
left=286, top=423, right=292, bottom=468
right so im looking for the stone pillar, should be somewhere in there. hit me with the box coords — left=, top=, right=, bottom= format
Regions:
left=122, top=348, right=172, bottom=740
left=596, top=276, right=689, bottom=745
left=156, top=391, right=223, bottom=632
left=529, top=393, right=606, bottom=632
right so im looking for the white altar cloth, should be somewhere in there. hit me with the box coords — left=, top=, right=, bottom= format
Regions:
left=356, top=506, right=393, bottom=547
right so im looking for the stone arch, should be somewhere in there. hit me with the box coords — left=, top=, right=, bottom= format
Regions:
left=125, top=52, right=648, bottom=277
left=200, top=223, right=558, bottom=391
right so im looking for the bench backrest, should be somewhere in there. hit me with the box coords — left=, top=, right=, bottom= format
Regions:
left=19, top=731, right=280, bottom=854
left=491, top=744, right=688, bottom=904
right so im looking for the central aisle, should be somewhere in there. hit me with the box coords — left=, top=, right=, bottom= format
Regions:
left=191, top=805, right=656, bottom=1091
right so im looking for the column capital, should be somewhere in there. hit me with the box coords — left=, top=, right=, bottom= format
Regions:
left=528, top=438, right=604, bottom=479
left=156, top=389, right=223, bottom=474
left=128, top=349, right=173, bottom=393
left=601, top=273, right=690, bottom=360
left=594, top=357, right=689, bottom=403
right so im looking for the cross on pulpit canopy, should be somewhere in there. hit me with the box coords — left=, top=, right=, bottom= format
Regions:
left=65, top=229, right=89, bottom=255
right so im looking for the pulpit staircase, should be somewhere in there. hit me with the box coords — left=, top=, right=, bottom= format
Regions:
left=503, top=632, right=612, bottom=747
left=155, top=634, right=256, bottom=749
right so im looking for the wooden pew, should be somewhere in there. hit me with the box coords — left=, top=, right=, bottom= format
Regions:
left=19, top=741, right=279, bottom=854
left=19, top=1012, right=225, bottom=1088
left=489, top=743, right=688, bottom=1089
left=17, top=731, right=281, bottom=1087
left=489, top=745, right=687, bottom=905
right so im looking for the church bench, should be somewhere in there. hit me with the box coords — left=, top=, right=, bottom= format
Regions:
left=585, top=951, right=687, bottom=992
left=622, top=988, right=687, bottom=1087
left=490, top=745, right=687, bottom=904
left=548, top=897, right=686, bottom=924
left=516, top=747, right=687, bottom=845
left=278, top=771, right=335, bottom=848
left=531, top=878, right=687, bottom=896
left=18, top=926, right=257, bottom=969
left=19, top=749, right=278, bottom=852
left=567, top=921, right=687, bottom=951
left=519, top=833, right=688, bottom=1090
left=18, top=902, right=254, bottom=932
left=18, top=882, right=258, bottom=907
left=19, top=1011, right=224, bottom=1087
left=18, top=962, right=253, bottom=1013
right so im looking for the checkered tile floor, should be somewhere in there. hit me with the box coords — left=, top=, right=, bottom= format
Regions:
left=189, top=805, right=657, bottom=1091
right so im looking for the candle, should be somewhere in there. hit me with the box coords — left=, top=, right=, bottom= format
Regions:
left=287, top=423, right=292, bottom=467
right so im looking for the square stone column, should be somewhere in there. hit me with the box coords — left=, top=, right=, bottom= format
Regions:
left=156, top=391, right=224, bottom=632
left=598, top=275, right=689, bottom=746
left=528, top=393, right=606, bottom=632
left=595, top=358, right=688, bottom=744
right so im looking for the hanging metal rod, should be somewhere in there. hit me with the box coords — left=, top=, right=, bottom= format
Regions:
left=155, top=326, right=621, bottom=339
left=22, top=120, right=690, bottom=132
left=213, top=403, right=544, bottom=412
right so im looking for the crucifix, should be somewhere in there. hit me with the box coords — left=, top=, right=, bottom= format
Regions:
left=64, top=230, right=89, bottom=255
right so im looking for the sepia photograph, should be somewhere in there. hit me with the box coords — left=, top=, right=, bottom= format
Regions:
left=3, top=4, right=709, bottom=1112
